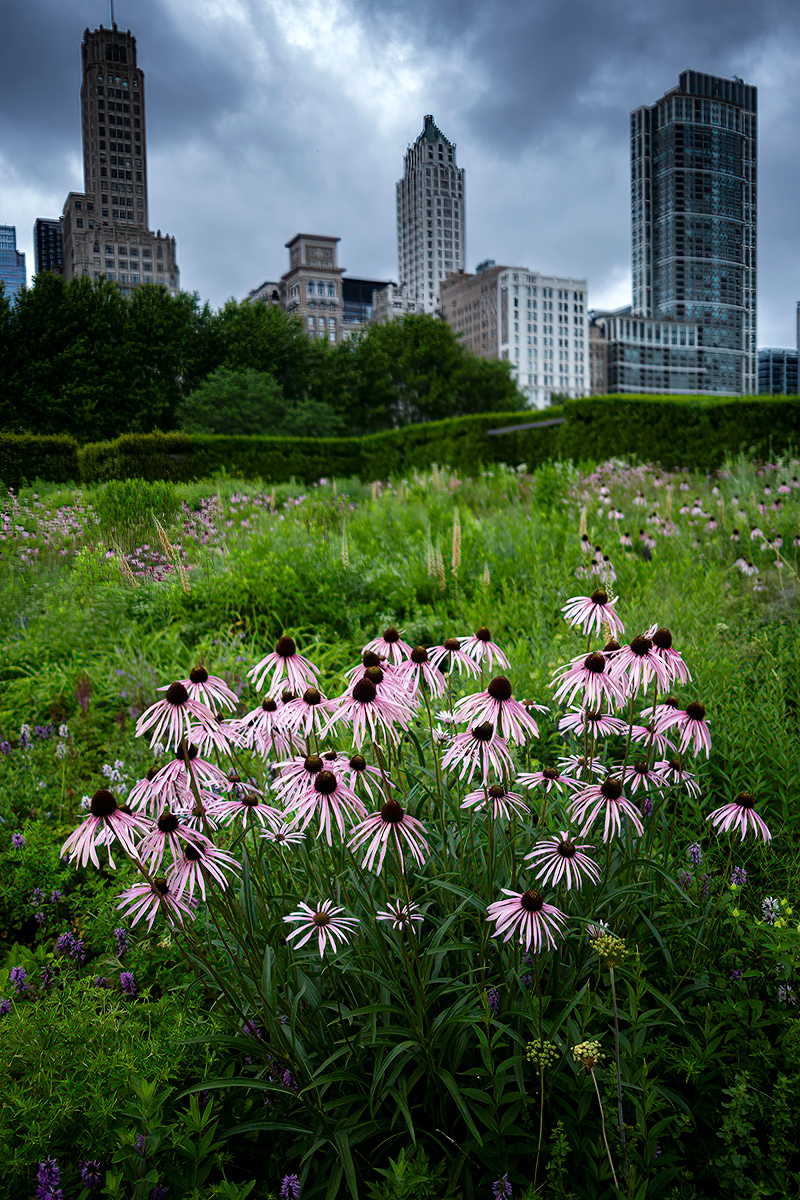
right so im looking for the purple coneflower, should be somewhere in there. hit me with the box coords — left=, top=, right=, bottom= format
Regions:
left=260, top=824, right=306, bottom=849
left=568, top=778, right=644, bottom=841
left=166, top=840, right=240, bottom=901
left=136, top=683, right=217, bottom=750
left=653, top=757, right=700, bottom=795
left=325, top=671, right=411, bottom=746
left=645, top=626, right=691, bottom=685
left=461, top=625, right=510, bottom=670
left=138, top=810, right=211, bottom=873
left=622, top=759, right=664, bottom=793
left=525, top=833, right=601, bottom=890
left=581, top=533, right=592, bottom=554
left=209, top=789, right=282, bottom=832
left=150, top=744, right=231, bottom=803
left=454, top=676, right=543, bottom=744
left=427, top=637, right=480, bottom=678
left=674, top=702, right=711, bottom=758
left=561, top=590, right=625, bottom=638
left=249, top=635, right=318, bottom=697
left=287, top=769, right=366, bottom=846
left=609, top=634, right=671, bottom=698
left=117, top=877, right=198, bottom=930
left=376, top=899, right=424, bottom=931
left=629, top=721, right=675, bottom=757
left=362, top=626, right=412, bottom=664
left=344, top=752, right=388, bottom=803
left=516, top=765, right=581, bottom=794
left=281, top=687, right=333, bottom=738
left=486, top=888, right=567, bottom=953
left=240, top=696, right=290, bottom=757
left=620, top=531, right=633, bottom=548
left=273, top=753, right=331, bottom=805
left=180, top=666, right=239, bottom=711
left=441, top=723, right=514, bottom=783
left=558, top=707, right=626, bottom=739
left=461, top=783, right=529, bottom=819
left=551, top=652, right=627, bottom=710
left=395, top=646, right=447, bottom=698
left=707, top=792, right=771, bottom=842
left=283, top=899, right=359, bottom=957
left=348, top=799, right=429, bottom=874
left=60, top=789, right=151, bottom=870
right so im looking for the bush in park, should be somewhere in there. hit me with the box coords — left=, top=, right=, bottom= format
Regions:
left=11, top=581, right=797, bottom=1198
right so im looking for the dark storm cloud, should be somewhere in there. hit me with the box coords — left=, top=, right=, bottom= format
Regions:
left=1, top=0, right=798, bottom=346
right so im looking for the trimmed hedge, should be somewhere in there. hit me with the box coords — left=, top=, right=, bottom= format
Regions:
left=3, top=397, right=799, bottom=487
left=0, top=434, right=80, bottom=489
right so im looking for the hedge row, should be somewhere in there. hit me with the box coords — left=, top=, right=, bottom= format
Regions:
left=2, top=396, right=798, bottom=487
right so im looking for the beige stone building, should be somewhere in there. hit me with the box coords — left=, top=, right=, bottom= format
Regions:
left=589, top=321, right=609, bottom=394
left=60, top=23, right=179, bottom=295
left=441, top=264, right=589, bottom=408
left=281, top=234, right=345, bottom=344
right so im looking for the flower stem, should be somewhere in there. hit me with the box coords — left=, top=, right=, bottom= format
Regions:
left=590, top=1067, right=619, bottom=1189
left=608, top=966, right=629, bottom=1184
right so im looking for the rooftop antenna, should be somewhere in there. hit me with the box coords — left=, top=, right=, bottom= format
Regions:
left=109, top=0, right=116, bottom=26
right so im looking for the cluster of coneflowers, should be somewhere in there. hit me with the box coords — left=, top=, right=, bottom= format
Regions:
left=60, top=595, right=772, bottom=958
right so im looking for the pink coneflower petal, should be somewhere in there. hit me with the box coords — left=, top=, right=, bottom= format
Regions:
left=362, top=626, right=413, bottom=665
left=441, top=723, right=515, bottom=783
left=460, top=783, right=529, bottom=819
left=180, top=667, right=239, bottom=712
left=208, top=791, right=282, bottom=831
left=516, top=766, right=581, bottom=794
left=60, top=789, right=152, bottom=870
left=454, top=677, right=541, bottom=744
left=240, top=696, right=291, bottom=757
left=117, top=877, right=197, bottom=931
left=138, top=810, right=211, bottom=874
left=562, top=590, right=625, bottom=638
left=644, top=626, right=692, bottom=685
left=283, top=899, right=359, bottom=957
left=568, top=777, right=644, bottom=842
left=558, top=707, right=627, bottom=739
left=461, top=626, right=510, bottom=671
left=486, top=888, right=567, bottom=953
left=395, top=647, right=447, bottom=698
left=248, top=635, right=318, bottom=697
left=609, top=635, right=671, bottom=699
left=551, top=652, right=627, bottom=711
left=622, top=759, right=666, bottom=793
left=324, top=670, right=411, bottom=747
left=427, top=638, right=481, bottom=678
left=348, top=799, right=430, bottom=874
left=675, top=703, right=711, bottom=758
left=524, top=832, right=601, bottom=890
left=629, top=722, right=675, bottom=757
left=653, top=757, right=701, bottom=797
left=165, top=840, right=240, bottom=902
left=344, top=752, right=391, bottom=803
left=260, top=824, right=306, bottom=849
left=281, top=687, right=334, bottom=738
left=376, top=899, right=424, bottom=931
left=135, top=683, right=218, bottom=751
left=707, top=792, right=772, bottom=842
left=286, top=769, right=366, bottom=846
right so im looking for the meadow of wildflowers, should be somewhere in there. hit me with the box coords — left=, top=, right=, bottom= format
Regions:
left=1, top=456, right=800, bottom=1199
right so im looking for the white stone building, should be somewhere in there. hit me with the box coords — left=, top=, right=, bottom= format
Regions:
left=441, top=264, right=589, bottom=408
left=397, top=115, right=465, bottom=315
left=372, top=282, right=417, bottom=324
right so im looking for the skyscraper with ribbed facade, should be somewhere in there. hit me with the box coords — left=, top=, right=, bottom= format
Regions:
left=631, top=69, right=757, bottom=394
left=397, top=115, right=465, bottom=314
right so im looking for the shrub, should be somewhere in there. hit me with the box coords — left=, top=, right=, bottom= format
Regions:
left=0, top=434, right=80, bottom=489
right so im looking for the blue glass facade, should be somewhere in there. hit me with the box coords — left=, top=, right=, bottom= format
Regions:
left=631, top=71, right=757, bottom=394
left=0, top=225, right=27, bottom=304
left=758, top=349, right=798, bottom=395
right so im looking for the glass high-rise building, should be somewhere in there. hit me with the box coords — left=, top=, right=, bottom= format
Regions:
left=397, top=115, right=465, bottom=314
left=0, top=226, right=26, bottom=303
left=631, top=70, right=757, bottom=394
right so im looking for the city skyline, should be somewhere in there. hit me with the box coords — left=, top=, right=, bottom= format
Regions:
left=1, top=0, right=799, bottom=347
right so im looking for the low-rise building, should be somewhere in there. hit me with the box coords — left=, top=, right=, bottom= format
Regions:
left=0, top=226, right=26, bottom=303
left=440, top=264, right=588, bottom=408
left=758, top=348, right=799, bottom=395
left=34, top=218, right=64, bottom=275
left=591, top=309, right=706, bottom=394
left=372, top=282, right=417, bottom=324
left=282, top=234, right=345, bottom=344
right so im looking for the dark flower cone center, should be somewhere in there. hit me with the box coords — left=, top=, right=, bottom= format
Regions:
left=313, top=911, right=332, bottom=927
left=735, top=792, right=756, bottom=809
left=600, top=778, right=623, bottom=801
left=303, top=755, right=323, bottom=774
left=324, top=750, right=338, bottom=761
left=664, top=695, right=681, bottom=709
left=302, top=688, right=322, bottom=706
left=190, top=667, right=209, bottom=684
left=380, top=800, right=405, bottom=824
left=281, top=689, right=296, bottom=704
left=633, top=760, right=649, bottom=776
left=154, top=878, right=170, bottom=896
left=118, top=803, right=133, bottom=814
left=146, top=767, right=160, bottom=782
left=521, top=889, right=544, bottom=913
left=585, top=710, right=601, bottom=723
left=158, top=812, right=180, bottom=833
left=652, top=628, right=673, bottom=650
left=488, top=785, right=506, bottom=799
left=590, top=589, right=609, bottom=605
left=471, top=722, right=494, bottom=743
left=165, top=682, right=189, bottom=706
left=362, top=651, right=382, bottom=668
left=383, top=627, right=400, bottom=643
left=241, top=793, right=260, bottom=806
left=556, top=840, right=577, bottom=860
left=349, top=754, right=366, bottom=772
left=184, top=843, right=202, bottom=862
left=352, top=678, right=378, bottom=703
left=487, top=676, right=513, bottom=701
left=175, top=743, right=198, bottom=763
left=543, top=768, right=560, bottom=780
left=667, top=758, right=682, bottom=772
left=90, top=788, right=117, bottom=817
left=583, top=653, right=606, bottom=674
left=444, top=637, right=461, bottom=652
left=314, top=770, right=338, bottom=796
left=262, top=698, right=278, bottom=712
left=629, top=636, right=653, bottom=657
left=276, top=636, right=297, bottom=659
left=410, top=647, right=429, bottom=664
left=365, top=666, right=384, bottom=685
left=603, top=639, right=621, bottom=653
left=475, top=626, right=491, bottom=642
left=685, top=702, right=706, bottom=721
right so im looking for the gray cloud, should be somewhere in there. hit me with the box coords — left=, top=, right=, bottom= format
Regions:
left=1, top=0, right=798, bottom=347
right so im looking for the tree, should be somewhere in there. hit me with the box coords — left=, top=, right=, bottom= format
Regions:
left=176, top=367, right=286, bottom=435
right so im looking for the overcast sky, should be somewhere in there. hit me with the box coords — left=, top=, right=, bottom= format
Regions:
left=1, top=0, right=799, bottom=346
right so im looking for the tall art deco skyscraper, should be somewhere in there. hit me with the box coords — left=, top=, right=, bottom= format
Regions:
left=631, top=70, right=757, bottom=393
left=397, top=115, right=465, bottom=314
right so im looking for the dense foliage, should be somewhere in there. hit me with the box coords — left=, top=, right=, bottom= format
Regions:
left=0, top=278, right=522, bottom=442
left=0, top=457, right=799, bottom=1198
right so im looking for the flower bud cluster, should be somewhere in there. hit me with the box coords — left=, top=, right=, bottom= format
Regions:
left=591, top=932, right=628, bottom=966
left=573, top=1039, right=604, bottom=1070
left=526, top=1038, right=559, bottom=1070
